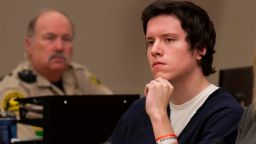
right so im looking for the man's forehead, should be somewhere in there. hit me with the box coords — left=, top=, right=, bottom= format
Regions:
left=34, top=12, right=73, bottom=35
left=36, top=11, right=70, bottom=26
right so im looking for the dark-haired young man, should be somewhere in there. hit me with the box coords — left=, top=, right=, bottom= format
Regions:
left=108, top=1, right=242, bottom=144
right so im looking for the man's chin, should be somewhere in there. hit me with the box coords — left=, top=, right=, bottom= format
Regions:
left=153, top=73, right=170, bottom=80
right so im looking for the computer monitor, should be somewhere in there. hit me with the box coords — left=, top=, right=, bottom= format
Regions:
left=17, top=94, right=140, bottom=144
left=219, top=66, right=253, bottom=106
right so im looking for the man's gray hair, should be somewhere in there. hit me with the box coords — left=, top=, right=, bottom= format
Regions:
left=26, top=8, right=75, bottom=38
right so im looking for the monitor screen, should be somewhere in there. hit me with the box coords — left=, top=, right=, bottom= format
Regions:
left=219, top=66, right=253, bottom=106
left=18, top=94, right=140, bottom=144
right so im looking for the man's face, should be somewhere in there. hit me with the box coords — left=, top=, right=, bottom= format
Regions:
left=146, top=15, right=201, bottom=82
left=26, top=11, right=73, bottom=75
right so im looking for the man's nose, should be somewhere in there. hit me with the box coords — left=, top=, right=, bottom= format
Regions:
left=151, top=41, right=163, bottom=57
left=54, top=38, right=64, bottom=51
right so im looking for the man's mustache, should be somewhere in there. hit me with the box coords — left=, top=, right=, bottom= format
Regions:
left=48, top=52, right=68, bottom=62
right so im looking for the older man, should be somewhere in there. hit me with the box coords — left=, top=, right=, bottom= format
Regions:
left=0, top=9, right=112, bottom=139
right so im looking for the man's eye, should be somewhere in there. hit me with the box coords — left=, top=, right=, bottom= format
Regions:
left=165, top=38, right=175, bottom=43
left=44, top=36, right=55, bottom=41
left=146, top=40, right=154, bottom=47
left=62, top=37, right=72, bottom=42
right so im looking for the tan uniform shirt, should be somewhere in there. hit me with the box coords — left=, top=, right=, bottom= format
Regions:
left=0, top=61, right=112, bottom=140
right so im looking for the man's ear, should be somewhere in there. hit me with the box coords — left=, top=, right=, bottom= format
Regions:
left=196, top=48, right=207, bottom=60
left=25, top=37, right=32, bottom=57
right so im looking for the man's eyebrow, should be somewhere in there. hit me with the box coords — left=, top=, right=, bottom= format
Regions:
left=146, top=33, right=178, bottom=39
left=43, top=32, right=55, bottom=36
left=161, top=33, right=178, bottom=37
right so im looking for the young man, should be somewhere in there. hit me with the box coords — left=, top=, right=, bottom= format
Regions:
left=0, top=9, right=112, bottom=139
left=108, top=1, right=242, bottom=144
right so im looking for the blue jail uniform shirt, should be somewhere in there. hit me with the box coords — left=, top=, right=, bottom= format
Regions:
left=108, top=88, right=243, bottom=144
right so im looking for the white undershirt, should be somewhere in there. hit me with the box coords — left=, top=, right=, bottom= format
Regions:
left=169, top=84, right=219, bottom=136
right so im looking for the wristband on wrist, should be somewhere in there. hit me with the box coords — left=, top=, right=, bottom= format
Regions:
left=156, top=134, right=177, bottom=144
left=156, top=134, right=177, bottom=141
left=156, top=137, right=177, bottom=144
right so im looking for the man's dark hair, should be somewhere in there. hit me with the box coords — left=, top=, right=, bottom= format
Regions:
left=141, top=0, right=216, bottom=76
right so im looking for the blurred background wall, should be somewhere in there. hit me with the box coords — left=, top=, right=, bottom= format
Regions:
left=0, top=0, right=255, bottom=95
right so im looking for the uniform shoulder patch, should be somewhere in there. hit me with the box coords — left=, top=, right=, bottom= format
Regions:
left=1, top=90, right=25, bottom=113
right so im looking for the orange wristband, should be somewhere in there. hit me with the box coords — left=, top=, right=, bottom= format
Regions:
left=156, top=133, right=177, bottom=141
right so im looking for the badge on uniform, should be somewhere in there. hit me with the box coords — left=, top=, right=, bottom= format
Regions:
left=1, top=90, right=25, bottom=114
left=90, top=75, right=102, bottom=85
